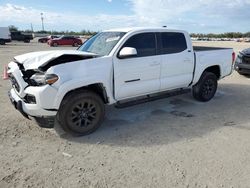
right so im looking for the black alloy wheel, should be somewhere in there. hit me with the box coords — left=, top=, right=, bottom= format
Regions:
left=58, top=90, right=105, bottom=136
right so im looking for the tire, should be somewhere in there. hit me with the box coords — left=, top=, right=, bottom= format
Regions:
left=0, top=40, right=5, bottom=45
left=24, top=39, right=30, bottom=43
left=53, top=42, right=58, bottom=47
left=58, top=90, right=105, bottom=136
left=73, top=42, right=78, bottom=47
left=192, top=72, right=218, bottom=102
left=34, top=116, right=55, bottom=128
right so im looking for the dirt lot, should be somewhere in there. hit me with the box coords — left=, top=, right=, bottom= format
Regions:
left=0, top=40, right=250, bottom=188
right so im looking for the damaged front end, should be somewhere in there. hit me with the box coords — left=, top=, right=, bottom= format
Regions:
left=13, top=52, right=97, bottom=86
left=7, top=50, right=97, bottom=124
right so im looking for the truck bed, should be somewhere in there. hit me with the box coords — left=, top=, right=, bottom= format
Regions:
left=193, top=46, right=232, bottom=51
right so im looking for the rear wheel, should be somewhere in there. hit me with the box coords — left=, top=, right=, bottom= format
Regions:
left=58, top=90, right=105, bottom=136
left=192, top=72, right=218, bottom=102
left=73, top=42, right=78, bottom=47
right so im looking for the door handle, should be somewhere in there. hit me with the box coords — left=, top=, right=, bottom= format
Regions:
left=150, top=62, right=160, bottom=66
left=184, top=59, right=191, bottom=62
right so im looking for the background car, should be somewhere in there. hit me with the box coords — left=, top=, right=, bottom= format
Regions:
left=48, top=35, right=82, bottom=47
left=235, top=48, right=250, bottom=75
left=38, top=35, right=58, bottom=43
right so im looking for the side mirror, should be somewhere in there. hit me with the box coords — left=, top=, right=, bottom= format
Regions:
left=119, top=47, right=137, bottom=59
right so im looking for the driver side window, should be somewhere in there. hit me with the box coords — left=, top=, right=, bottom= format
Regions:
left=122, top=33, right=156, bottom=57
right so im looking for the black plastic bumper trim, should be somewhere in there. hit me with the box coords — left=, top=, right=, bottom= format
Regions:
left=8, top=91, right=30, bottom=120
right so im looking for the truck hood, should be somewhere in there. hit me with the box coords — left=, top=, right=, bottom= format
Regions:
left=14, top=50, right=97, bottom=70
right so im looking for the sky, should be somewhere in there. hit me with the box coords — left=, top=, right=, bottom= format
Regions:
left=0, top=0, right=250, bottom=33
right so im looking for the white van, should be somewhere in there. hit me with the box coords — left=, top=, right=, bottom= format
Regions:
left=0, top=27, right=11, bottom=45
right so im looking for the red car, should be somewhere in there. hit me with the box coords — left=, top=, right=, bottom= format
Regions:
left=48, top=36, right=82, bottom=47
left=38, top=35, right=58, bottom=43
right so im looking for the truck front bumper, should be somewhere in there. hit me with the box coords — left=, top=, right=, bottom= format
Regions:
left=235, top=63, right=250, bottom=75
left=8, top=88, right=57, bottom=118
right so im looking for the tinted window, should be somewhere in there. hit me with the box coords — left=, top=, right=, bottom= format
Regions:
left=63, top=36, right=73, bottom=39
left=161, top=32, right=187, bottom=54
left=122, top=33, right=156, bottom=57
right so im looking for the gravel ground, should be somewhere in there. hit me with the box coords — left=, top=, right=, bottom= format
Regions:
left=0, top=40, right=250, bottom=188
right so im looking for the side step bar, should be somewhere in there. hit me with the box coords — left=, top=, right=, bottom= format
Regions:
left=115, top=88, right=191, bottom=109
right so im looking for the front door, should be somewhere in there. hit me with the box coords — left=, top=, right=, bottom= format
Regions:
left=113, top=33, right=161, bottom=100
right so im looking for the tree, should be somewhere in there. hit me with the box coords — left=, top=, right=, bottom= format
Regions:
left=9, top=25, right=18, bottom=32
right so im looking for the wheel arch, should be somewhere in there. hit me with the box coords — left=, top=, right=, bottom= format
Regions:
left=203, top=65, right=221, bottom=79
left=58, top=83, right=109, bottom=108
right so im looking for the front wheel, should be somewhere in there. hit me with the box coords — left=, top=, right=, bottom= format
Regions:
left=53, top=42, right=58, bottom=47
left=192, top=72, right=218, bottom=102
left=73, top=42, right=78, bottom=47
left=0, top=40, right=5, bottom=45
left=58, top=90, right=105, bottom=136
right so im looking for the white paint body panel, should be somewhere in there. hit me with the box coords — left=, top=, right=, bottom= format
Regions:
left=14, top=50, right=97, bottom=70
left=114, top=55, right=161, bottom=100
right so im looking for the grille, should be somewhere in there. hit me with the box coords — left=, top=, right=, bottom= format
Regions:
left=243, top=56, right=250, bottom=64
left=9, top=74, right=20, bottom=92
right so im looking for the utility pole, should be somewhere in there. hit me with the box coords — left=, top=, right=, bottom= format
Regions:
left=30, top=23, right=33, bottom=32
left=40, top=13, right=44, bottom=31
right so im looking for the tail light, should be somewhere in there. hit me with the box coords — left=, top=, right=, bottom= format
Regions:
left=232, top=52, right=236, bottom=64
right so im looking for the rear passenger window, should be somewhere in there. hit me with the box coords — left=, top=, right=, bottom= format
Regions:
left=122, top=33, right=156, bottom=57
left=161, top=32, right=187, bottom=54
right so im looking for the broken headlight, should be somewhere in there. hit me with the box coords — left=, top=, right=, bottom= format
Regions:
left=30, top=73, right=59, bottom=86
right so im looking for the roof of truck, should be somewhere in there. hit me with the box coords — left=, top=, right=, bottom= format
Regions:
left=104, top=27, right=186, bottom=33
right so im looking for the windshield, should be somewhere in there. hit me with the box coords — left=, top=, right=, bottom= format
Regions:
left=78, top=32, right=126, bottom=56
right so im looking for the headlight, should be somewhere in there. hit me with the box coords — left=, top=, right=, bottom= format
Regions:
left=30, top=73, right=59, bottom=86
left=236, top=55, right=242, bottom=64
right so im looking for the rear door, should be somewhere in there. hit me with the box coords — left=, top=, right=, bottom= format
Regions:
left=113, top=32, right=161, bottom=100
left=67, top=36, right=75, bottom=45
left=159, top=32, right=194, bottom=90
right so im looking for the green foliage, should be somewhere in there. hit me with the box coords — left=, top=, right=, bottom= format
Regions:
left=9, top=25, right=18, bottom=32
left=190, top=32, right=250, bottom=38
left=35, top=30, right=97, bottom=36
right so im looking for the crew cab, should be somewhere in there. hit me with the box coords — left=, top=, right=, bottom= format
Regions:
left=6, top=27, right=235, bottom=136
left=48, top=35, right=82, bottom=47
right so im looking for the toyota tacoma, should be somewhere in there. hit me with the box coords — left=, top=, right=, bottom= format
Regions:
left=7, top=27, right=235, bottom=135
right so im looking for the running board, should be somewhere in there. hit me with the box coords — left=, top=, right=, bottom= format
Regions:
left=115, top=88, right=191, bottom=109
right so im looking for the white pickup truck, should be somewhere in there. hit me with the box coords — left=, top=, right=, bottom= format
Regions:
left=7, top=27, right=235, bottom=135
